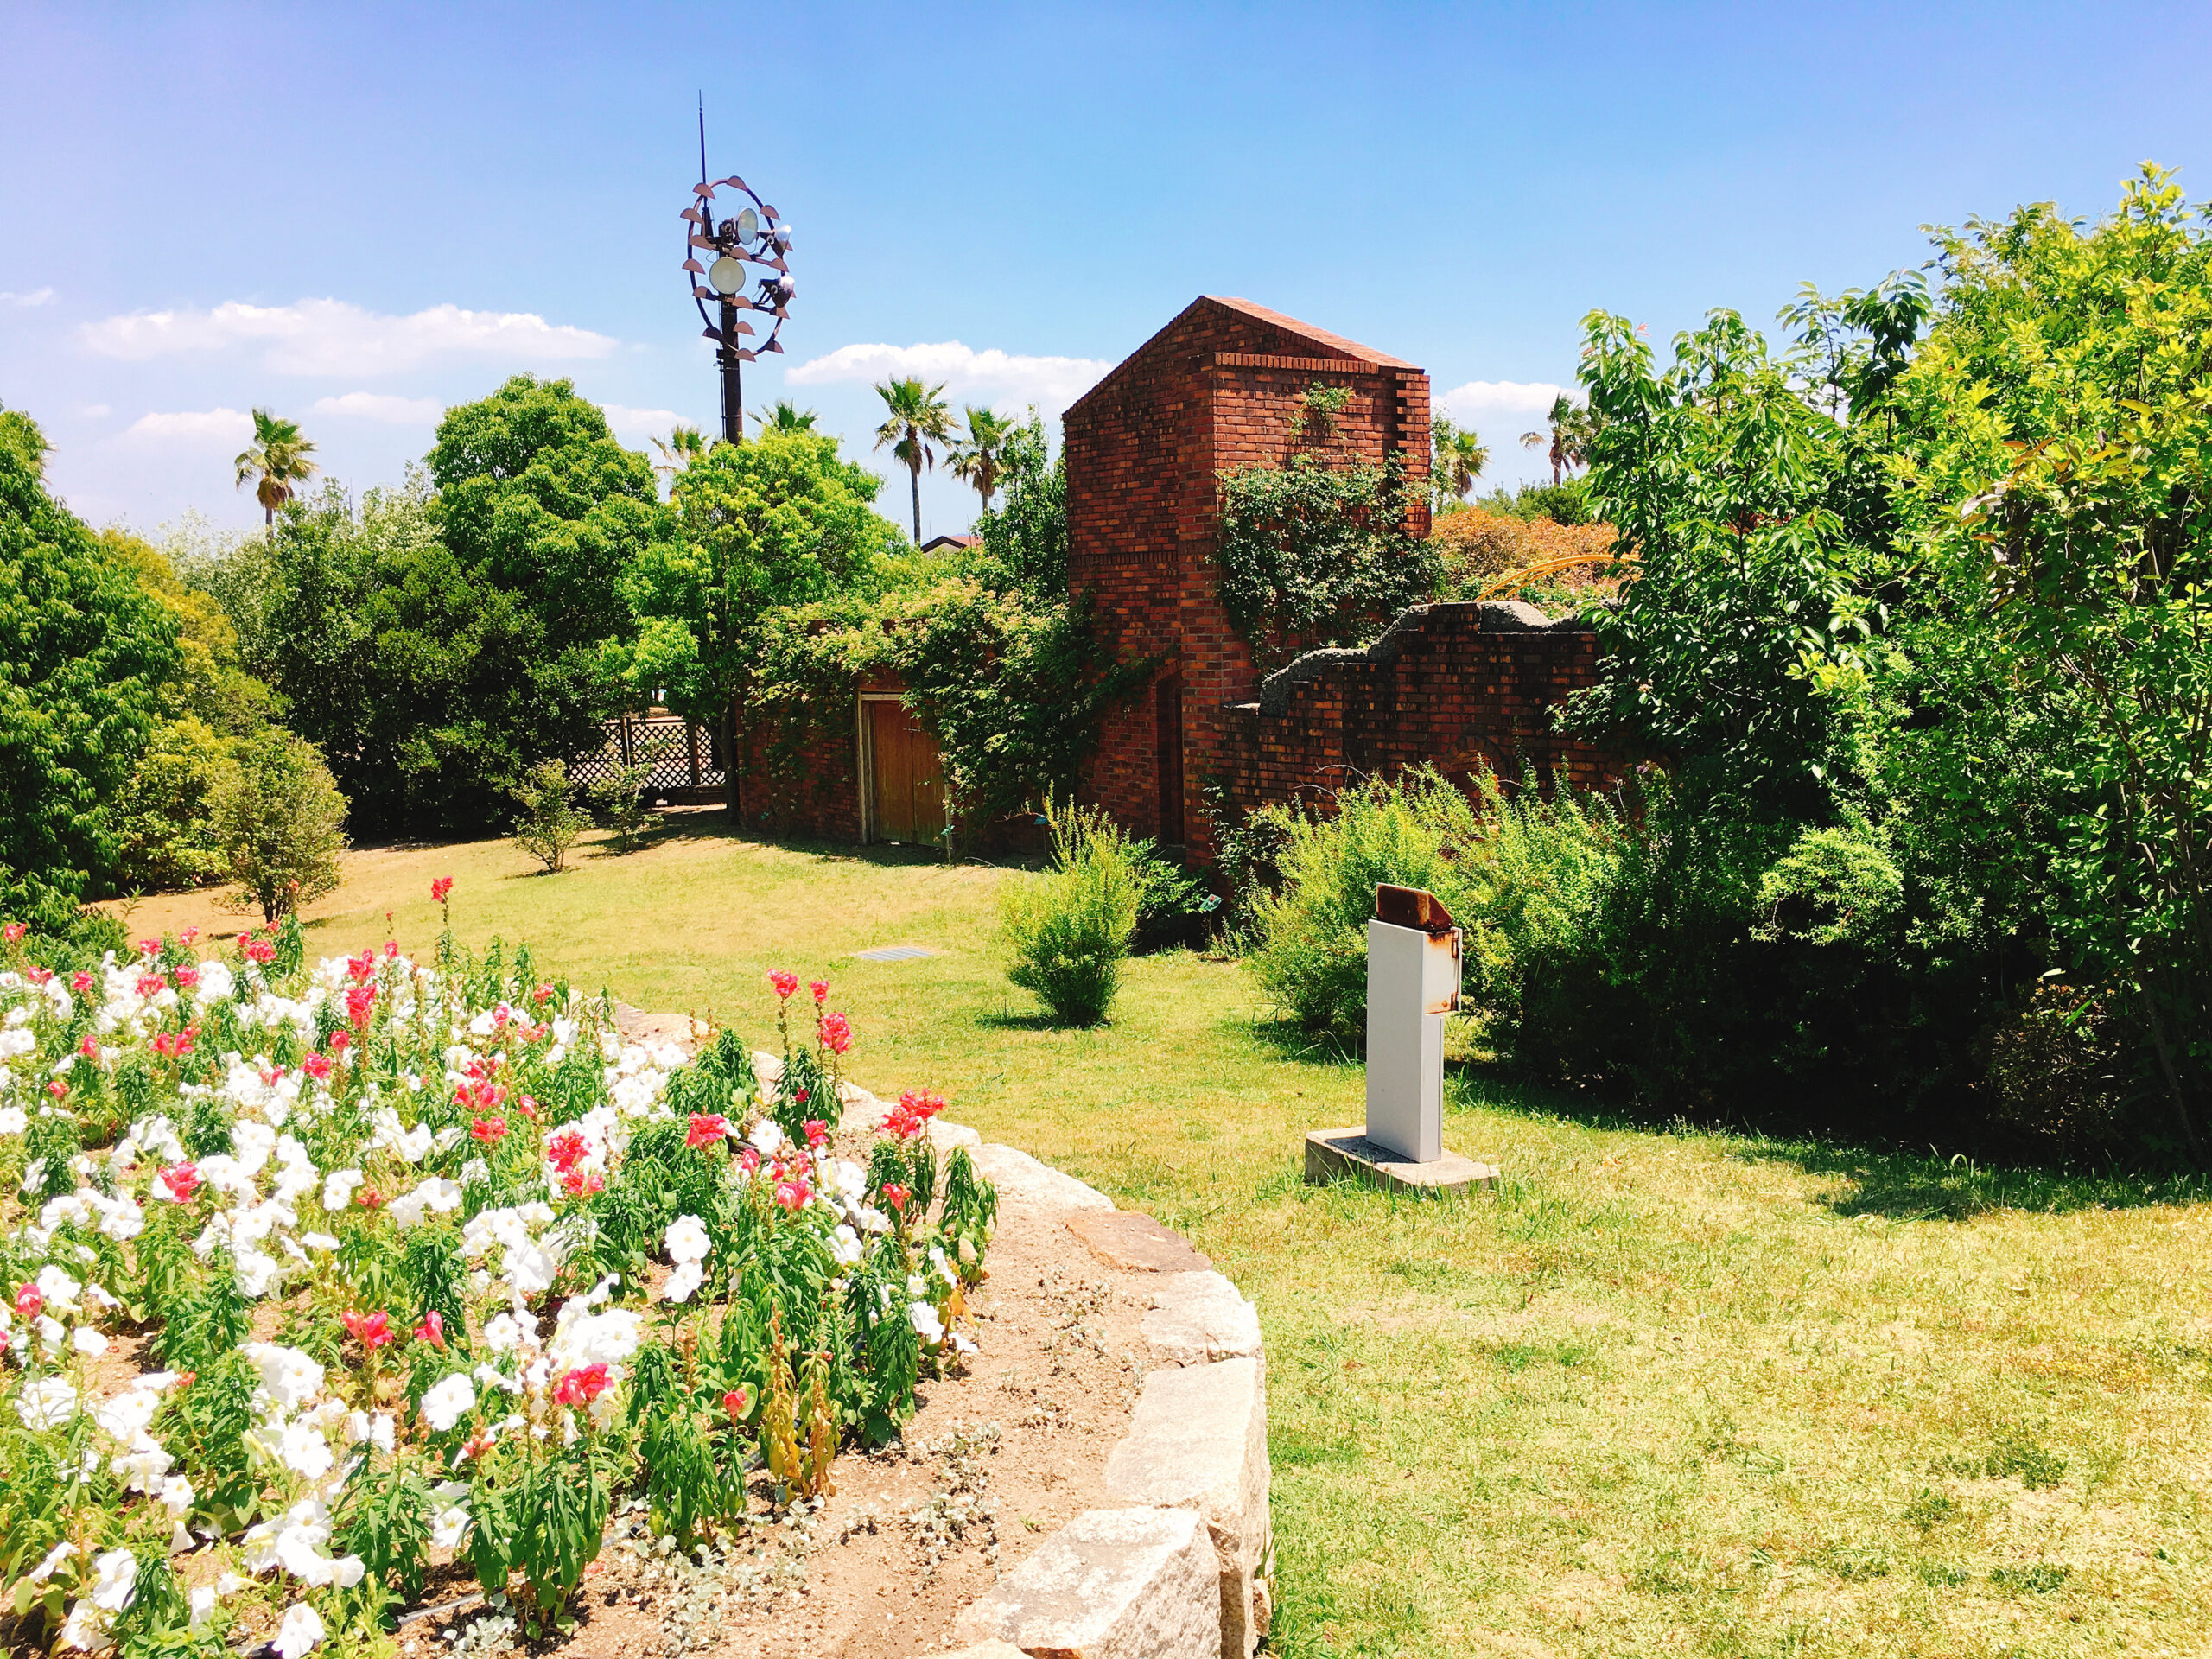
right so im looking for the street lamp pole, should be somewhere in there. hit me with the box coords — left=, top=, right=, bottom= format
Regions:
left=683, top=113, right=795, bottom=447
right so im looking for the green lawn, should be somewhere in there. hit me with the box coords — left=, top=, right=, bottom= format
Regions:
left=119, top=820, right=2212, bottom=1657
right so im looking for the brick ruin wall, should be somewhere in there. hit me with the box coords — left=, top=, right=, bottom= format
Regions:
left=1206, top=600, right=1634, bottom=828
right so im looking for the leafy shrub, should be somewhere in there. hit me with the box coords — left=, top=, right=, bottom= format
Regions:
left=107, top=715, right=233, bottom=893
left=1001, top=797, right=1143, bottom=1025
left=1431, top=508, right=1618, bottom=601
left=512, top=759, right=589, bottom=873
left=210, top=726, right=348, bottom=921
left=1248, top=768, right=1485, bottom=1040
left=584, top=760, right=656, bottom=854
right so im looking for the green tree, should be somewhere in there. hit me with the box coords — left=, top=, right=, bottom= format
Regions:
left=1520, top=393, right=1597, bottom=486
left=625, top=429, right=904, bottom=813
left=750, top=401, right=819, bottom=434
left=0, top=403, right=180, bottom=928
left=1431, top=414, right=1489, bottom=507
left=211, top=726, right=348, bottom=922
left=972, top=414, right=1067, bottom=597
left=872, top=377, right=953, bottom=543
left=949, top=406, right=1018, bottom=513
left=233, top=408, right=320, bottom=538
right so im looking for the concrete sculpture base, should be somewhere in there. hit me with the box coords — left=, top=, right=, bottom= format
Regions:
left=1303, top=1127, right=1501, bottom=1198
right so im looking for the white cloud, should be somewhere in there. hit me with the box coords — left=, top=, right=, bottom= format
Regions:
left=1, top=287, right=54, bottom=308
left=79, top=298, right=617, bottom=376
left=786, top=340, right=1112, bottom=413
left=600, top=403, right=683, bottom=437
left=123, top=408, right=253, bottom=445
left=311, top=391, right=444, bottom=424
left=1437, top=379, right=1569, bottom=423
left=79, top=404, right=111, bottom=419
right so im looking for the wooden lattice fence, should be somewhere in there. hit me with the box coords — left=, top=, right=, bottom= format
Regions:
left=571, top=715, right=723, bottom=795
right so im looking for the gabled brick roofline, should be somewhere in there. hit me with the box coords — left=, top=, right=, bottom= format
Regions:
left=1065, top=296, right=1418, bottom=421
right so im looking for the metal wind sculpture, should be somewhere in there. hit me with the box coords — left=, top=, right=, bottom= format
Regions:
left=682, top=162, right=795, bottom=443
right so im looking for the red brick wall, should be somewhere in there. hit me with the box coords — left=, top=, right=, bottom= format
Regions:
left=1065, top=296, right=1433, bottom=859
left=1208, top=601, right=1633, bottom=823
left=734, top=690, right=865, bottom=842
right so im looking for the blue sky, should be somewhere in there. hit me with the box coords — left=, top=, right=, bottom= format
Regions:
left=5, top=1, right=2211, bottom=542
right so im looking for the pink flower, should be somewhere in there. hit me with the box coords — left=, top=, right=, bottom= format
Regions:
left=68, top=971, right=90, bottom=996
left=0, top=923, right=24, bottom=944
left=157, top=1163, right=202, bottom=1203
left=721, top=1385, right=753, bottom=1421
left=739, top=1147, right=761, bottom=1175
left=773, top=1179, right=810, bottom=1213
left=553, top=1363, right=610, bottom=1405
left=416, top=1311, right=446, bottom=1349
left=302, top=1052, right=332, bottom=1083
left=803, top=1118, right=829, bottom=1149
left=327, top=1027, right=352, bottom=1054
left=881, top=1182, right=910, bottom=1213
left=181, top=926, right=199, bottom=945
left=546, top=1129, right=589, bottom=1173
left=885, top=1088, right=947, bottom=1141
left=342, top=1310, right=396, bottom=1350
left=431, top=877, right=454, bottom=905
left=817, top=1010, right=853, bottom=1055
left=345, top=983, right=376, bottom=1028
left=77, top=1035, right=97, bottom=1058
left=137, top=938, right=159, bottom=958
left=686, top=1112, right=729, bottom=1149
left=561, top=1167, right=603, bottom=1198
left=470, top=1116, right=507, bottom=1146
left=359, top=1187, right=384, bottom=1209
left=46, top=1080, right=67, bottom=1100
left=809, top=979, right=829, bottom=1003
left=134, top=972, right=166, bottom=999
left=173, top=963, right=200, bottom=990
left=14, top=1285, right=42, bottom=1320
left=768, top=970, right=799, bottom=1001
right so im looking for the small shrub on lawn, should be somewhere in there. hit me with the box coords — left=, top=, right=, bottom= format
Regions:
left=585, top=760, right=656, bottom=855
left=1001, top=795, right=1142, bottom=1025
left=512, top=758, right=589, bottom=873
left=210, top=725, right=348, bottom=921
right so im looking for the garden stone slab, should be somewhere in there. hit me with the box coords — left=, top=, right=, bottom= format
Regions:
left=953, top=1506, right=1218, bottom=1659
left=975, top=1143, right=1114, bottom=1213
left=1104, top=1357, right=1272, bottom=1658
left=1069, top=1210, right=1210, bottom=1272
left=915, top=1644, right=1028, bottom=1659
left=1141, top=1271, right=1263, bottom=1368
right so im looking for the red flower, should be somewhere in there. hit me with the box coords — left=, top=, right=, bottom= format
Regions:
left=881, top=1182, right=911, bottom=1213
left=516, top=1094, right=537, bottom=1120
left=885, top=1088, right=948, bottom=1141
left=803, top=1118, right=829, bottom=1149
left=809, top=979, right=829, bottom=1004
left=69, top=971, right=91, bottom=996
left=157, top=1163, right=201, bottom=1203
left=470, top=1116, right=507, bottom=1146
left=173, top=963, right=200, bottom=990
left=342, top=1309, right=396, bottom=1350
left=0, top=922, right=24, bottom=944
left=416, top=1311, right=446, bottom=1349
left=302, top=1052, right=332, bottom=1083
left=14, top=1285, right=41, bottom=1320
left=431, top=877, right=454, bottom=905
left=134, top=973, right=167, bottom=999
left=817, top=1011, right=853, bottom=1055
left=78, top=1035, right=97, bottom=1058
left=385, top=939, right=399, bottom=960
left=327, top=1027, right=351, bottom=1054
left=560, top=1167, right=603, bottom=1198
left=721, top=1385, right=753, bottom=1421
left=46, top=1080, right=67, bottom=1100
left=181, top=926, right=199, bottom=945
left=768, top=970, right=799, bottom=1001
left=546, top=1128, right=589, bottom=1173
left=532, top=982, right=556, bottom=1003
left=685, top=1112, right=729, bottom=1149
left=245, top=939, right=276, bottom=966
left=359, top=1187, right=384, bottom=1209
left=137, top=938, right=159, bottom=958
left=773, top=1179, right=810, bottom=1213
left=739, top=1147, right=761, bottom=1175
left=552, top=1363, right=610, bottom=1406
left=346, top=983, right=376, bottom=1028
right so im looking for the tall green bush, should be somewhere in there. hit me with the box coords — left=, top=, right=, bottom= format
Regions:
left=1001, top=798, right=1143, bottom=1026
left=212, top=728, right=348, bottom=921
left=512, top=760, right=589, bottom=874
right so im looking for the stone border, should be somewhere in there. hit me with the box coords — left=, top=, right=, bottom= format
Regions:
left=830, top=1080, right=1271, bottom=1659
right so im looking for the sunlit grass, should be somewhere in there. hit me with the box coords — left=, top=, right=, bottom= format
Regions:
left=110, top=818, right=2212, bottom=1656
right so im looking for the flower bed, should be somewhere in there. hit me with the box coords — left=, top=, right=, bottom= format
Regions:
left=0, top=887, right=997, bottom=1657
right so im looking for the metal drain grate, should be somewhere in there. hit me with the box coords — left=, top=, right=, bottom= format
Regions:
left=854, top=944, right=936, bottom=963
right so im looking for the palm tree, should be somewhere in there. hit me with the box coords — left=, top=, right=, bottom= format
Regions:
left=233, top=409, right=318, bottom=538
left=872, top=377, right=953, bottom=543
left=750, top=400, right=819, bottom=433
left=1431, top=415, right=1489, bottom=505
left=651, top=424, right=708, bottom=477
left=948, top=405, right=1018, bottom=513
left=1520, top=394, right=1597, bottom=486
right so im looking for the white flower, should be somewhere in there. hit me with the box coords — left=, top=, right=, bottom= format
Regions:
left=58, top=1599, right=107, bottom=1652
left=279, top=1419, right=333, bottom=1481
left=662, top=1261, right=703, bottom=1304
left=92, top=1388, right=162, bottom=1443
left=188, top=1586, right=216, bottom=1630
left=35, top=1264, right=82, bottom=1309
left=88, top=1548, right=137, bottom=1612
left=157, top=1471, right=195, bottom=1517
left=234, top=1247, right=284, bottom=1297
left=430, top=1504, right=470, bottom=1549
left=909, top=1301, right=944, bottom=1345
left=71, top=1325, right=108, bottom=1358
left=421, top=1373, right=476, bottom=1433
left=830, top=1224, right=862, bottom=1267
left=16, top=1376, right=79, bottom=1428
left=546, top=1306, right=641, bottom=1372
left=245, top=1344, right=326, bottom=1411
left=301, top=1232, right=339, bottom=1252
left=664, top=1214, right=710, bottom=1264
left=26, top=1540, right=79, bottom=1582
left=460, top=1158, right=490, bottom=1186
left=273, top=1601, right=325, bottom=1659
left=321, top=1169, right=363, bottom=1211
left=345, top=1410, right=396, bottom=1453
left=747, top=1116, right=785, bottom=1156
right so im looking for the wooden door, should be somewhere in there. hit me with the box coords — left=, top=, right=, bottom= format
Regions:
left=869, top=701, right=946, bottom=846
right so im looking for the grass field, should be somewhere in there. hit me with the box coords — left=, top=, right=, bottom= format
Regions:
left=114, top=819, right=2212, bottom=1657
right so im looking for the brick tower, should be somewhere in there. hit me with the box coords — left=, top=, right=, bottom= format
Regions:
left=1063, top=296, right=1431, bottom=860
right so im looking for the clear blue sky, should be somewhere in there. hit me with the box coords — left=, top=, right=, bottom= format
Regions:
left=5, top=1, right=2209, bottom=541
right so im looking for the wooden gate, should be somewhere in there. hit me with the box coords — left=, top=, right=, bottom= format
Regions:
left=865, top=697, right=946, bottom=846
